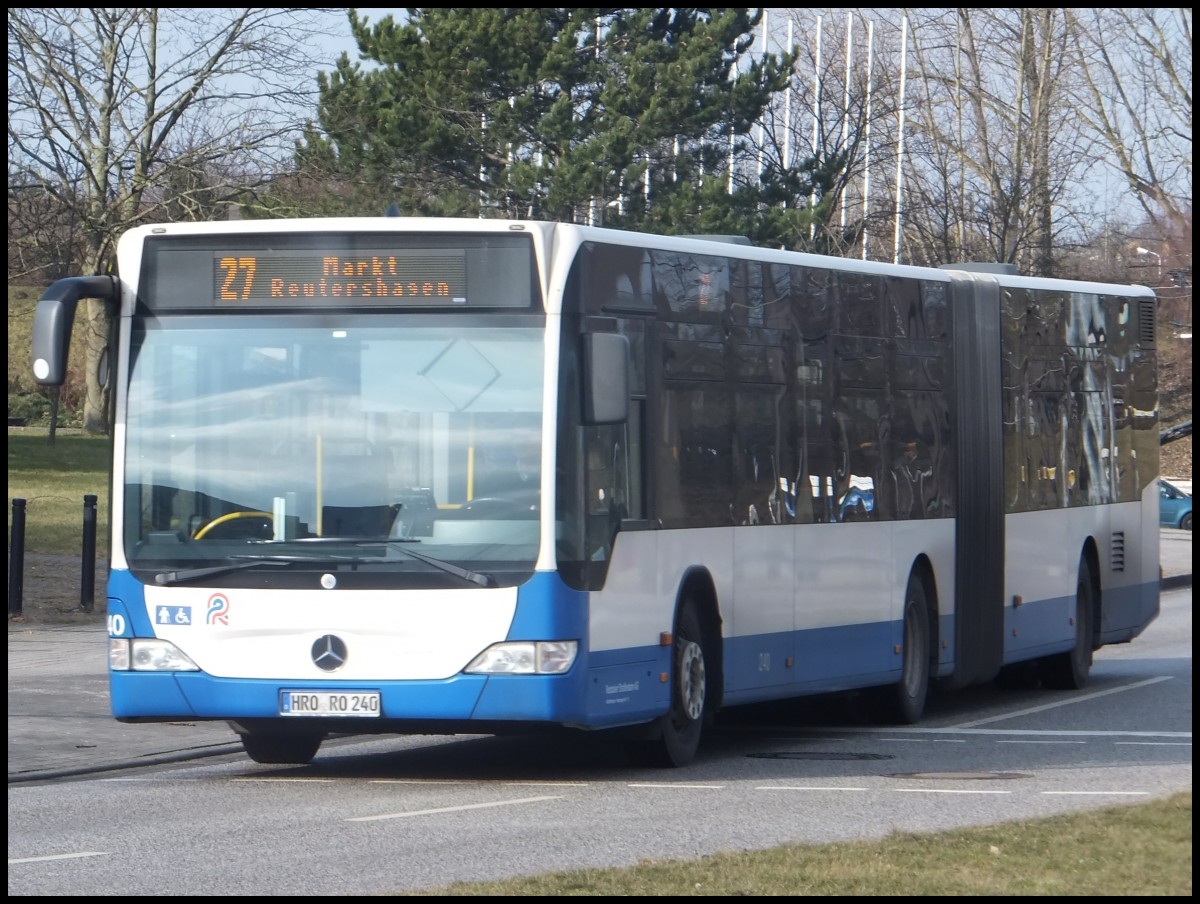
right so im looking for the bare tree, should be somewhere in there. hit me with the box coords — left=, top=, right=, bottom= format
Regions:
left=7, top=172, right=80, bottom=284
left=1064, top=8, right=1192, bottom=251
left=773, top=9, right=1188, bottom=274
left=875, top=8, right=1093, bottom=271
left=755, top=11, right=905, bottom=257
left=7, top=7, right=341, bottom=433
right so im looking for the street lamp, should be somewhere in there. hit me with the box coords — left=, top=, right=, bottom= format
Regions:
left=1136, top=246, right=1162, bottom=281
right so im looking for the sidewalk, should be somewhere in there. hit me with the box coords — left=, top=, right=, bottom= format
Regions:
left=8, top=531, right=1193, bottom=784
left=7, top=624, right=246, bottom=783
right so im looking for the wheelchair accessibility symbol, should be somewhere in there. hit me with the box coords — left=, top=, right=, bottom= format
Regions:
left=155, top=606, right=192, bottom=626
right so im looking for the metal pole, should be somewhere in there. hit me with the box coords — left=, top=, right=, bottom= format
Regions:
left=861, top=20, right=874, bottom=260
left=893, top=15, right=909, bottom=265
left=810, top=14, right=822, bottom=240
left=9, top=498, right=26, bottom=615
left=81, top=494, right=97, bottom=612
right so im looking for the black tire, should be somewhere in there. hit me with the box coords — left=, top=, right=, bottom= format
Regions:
left=626, top=604, right=708, bottom=768
left=240, top=730, right=323, bottom=765
left=876, top=571, right=932, bottom=724
left=1040, top=557, right=1094, bottom=690
left=1181, top=512, right=1192, bottom=532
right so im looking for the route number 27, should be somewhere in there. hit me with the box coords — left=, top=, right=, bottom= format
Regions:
left=219, top=257, right=258, bottom=301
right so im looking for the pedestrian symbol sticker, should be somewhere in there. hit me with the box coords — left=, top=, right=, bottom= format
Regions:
left=156, top=606, right=192, bottom=626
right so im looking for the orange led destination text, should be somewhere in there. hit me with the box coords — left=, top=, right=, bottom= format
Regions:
left=219, top=255, right=452, bottom=300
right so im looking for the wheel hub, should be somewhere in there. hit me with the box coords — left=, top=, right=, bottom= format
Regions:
left=678, top=640, right=705, bottom=721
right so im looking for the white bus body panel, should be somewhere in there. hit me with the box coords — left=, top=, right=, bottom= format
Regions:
left=141, top=584, right=517, bottom=681
left=590, top=519, right=955, bottom=691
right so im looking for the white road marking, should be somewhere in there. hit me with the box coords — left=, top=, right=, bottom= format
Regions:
left=367, top=779, right=591, bottom=787
left=347, top=794, right=562, bottom=822
left=753, top=787, right=1157, bottom=797
left=780, top=726, right=1190, bottom=738
left=996, top=739, right=1086, bottom=745
left=951, top=676, right=1173, bottom=728
left=879, top=737, right=966, bottom=743
left=627, top=783, right=724, bottom=789
left=1115, top=741, right=1191, bottom=747
left=756, top=786, right=870, bottom=791
left=10, top=852, right=108, bottom=864
left=1041, top=790, right=1151, bottom=796
left=895, top=788, right=1011, bottom=795
left=738, top=723, right=1186, bottom=740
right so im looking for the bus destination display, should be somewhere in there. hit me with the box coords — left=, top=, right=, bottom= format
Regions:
left=215, top=249, right=468, bottom=305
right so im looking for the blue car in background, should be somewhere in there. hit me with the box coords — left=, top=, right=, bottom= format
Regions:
left=1159, top=478, right=1192, bottom=531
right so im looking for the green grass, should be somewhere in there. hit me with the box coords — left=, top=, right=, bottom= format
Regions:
left=401, top=792, right=1191, bottom=896
left=7, top=431, right=111, bottom=556
left=9, top=285, right=109, bottom=559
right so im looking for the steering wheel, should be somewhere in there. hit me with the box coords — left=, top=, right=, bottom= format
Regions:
left=192, top=511, right=274, bottom=540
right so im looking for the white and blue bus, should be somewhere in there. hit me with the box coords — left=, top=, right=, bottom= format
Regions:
left=31, top=217, right=1161, bottom=767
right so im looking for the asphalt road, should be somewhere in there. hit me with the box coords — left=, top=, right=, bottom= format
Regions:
left=6, top=531, right=1190, bottom=895
left=7, top=580, right=1191, bottom=895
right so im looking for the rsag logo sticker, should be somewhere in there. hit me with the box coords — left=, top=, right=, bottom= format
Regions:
left=206, top=593, right=231, bottom=626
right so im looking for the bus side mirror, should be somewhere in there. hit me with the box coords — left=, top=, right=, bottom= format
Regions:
left=31, top=275, right=119, bottom=386
left=582, top=332, right=629, bottom=425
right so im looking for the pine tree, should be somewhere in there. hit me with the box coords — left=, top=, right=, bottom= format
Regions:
left=291, top=8, right=805, bottom=242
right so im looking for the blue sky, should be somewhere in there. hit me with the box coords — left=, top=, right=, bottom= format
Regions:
left=315, top=8, right=401, bottom=66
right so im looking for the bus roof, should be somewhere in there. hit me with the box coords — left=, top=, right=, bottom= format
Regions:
left=120, top=216, right=1155, bottom=298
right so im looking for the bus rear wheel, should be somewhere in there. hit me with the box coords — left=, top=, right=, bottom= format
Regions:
left=239, top=729, right=323, bottom=765
left=875, top=570, right=931, bottom=724
left=626, top=604, right=707, bottom=768
left=1039, top=557, right=1094, bottom=690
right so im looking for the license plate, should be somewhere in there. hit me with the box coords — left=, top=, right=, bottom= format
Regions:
left=280, top=690, right=381, bottom=717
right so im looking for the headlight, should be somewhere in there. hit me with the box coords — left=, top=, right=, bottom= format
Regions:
left=465, top=640, right=578, bottom=675
left=109, top=638, right=130, bottom=671
left=109, top=637, right=200, bottom=671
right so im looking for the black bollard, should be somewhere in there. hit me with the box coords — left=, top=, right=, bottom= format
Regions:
left=81, top=494, right=97, bottom=612
left=9, top=498, right=26, bottom=615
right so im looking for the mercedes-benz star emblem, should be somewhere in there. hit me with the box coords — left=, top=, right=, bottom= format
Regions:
left=311, top=634, right=348, bottom=672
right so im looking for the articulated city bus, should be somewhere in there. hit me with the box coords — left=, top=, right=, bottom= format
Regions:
left=32, top=217, right=1160, bottom=766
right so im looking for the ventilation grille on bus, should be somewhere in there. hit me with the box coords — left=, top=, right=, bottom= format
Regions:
left=1110, top=531, right=1126, bottom=572
left=1137, top=298, right=1156, bottom=347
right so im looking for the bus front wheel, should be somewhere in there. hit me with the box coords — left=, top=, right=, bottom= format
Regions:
left=239, top=729, right=323, bottom=765
left=626, top=604, right=708, bottom=768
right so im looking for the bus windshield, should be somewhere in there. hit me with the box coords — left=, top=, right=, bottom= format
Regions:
left=122, top=315, right=545, bottom=587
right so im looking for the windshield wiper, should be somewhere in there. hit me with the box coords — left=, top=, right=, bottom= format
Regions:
left=372, top=542, right=495, bottom=588
left=154, top=552, right=374, bottom=586
left=154, top=558, right=293, bottom=586
left=244, top=536, right=496, bottom=588
left=302, top=537, right=495, bottom=587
